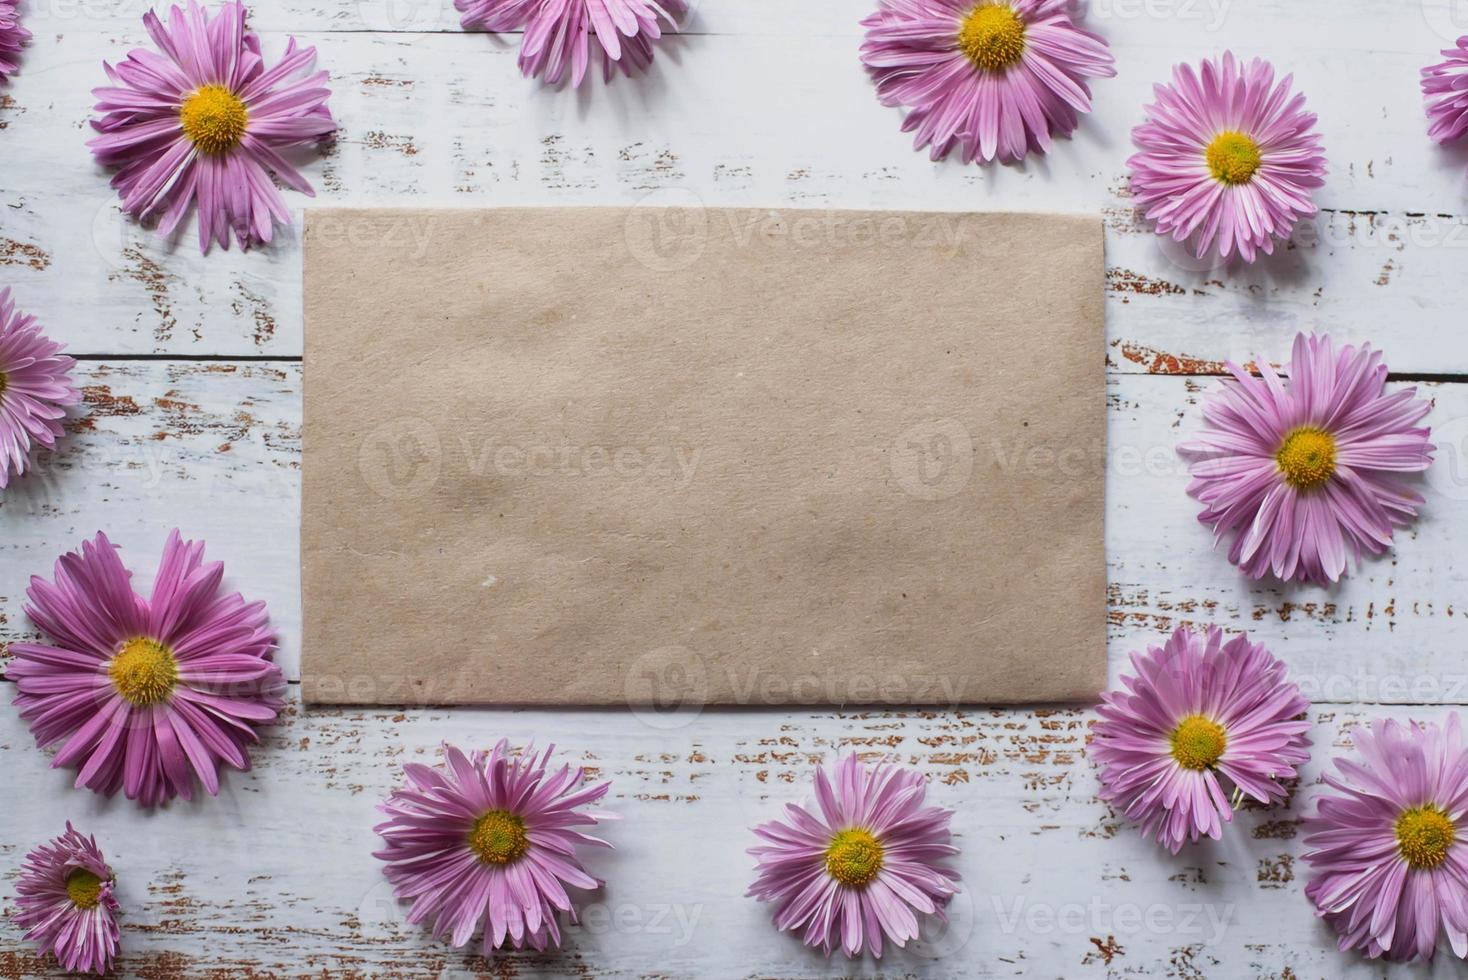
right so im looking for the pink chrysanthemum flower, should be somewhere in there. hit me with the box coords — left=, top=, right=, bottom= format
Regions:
left=1178, top=333, right=1434, bottom=585
left=0, top=289, right=79, bottom=490
left=747, top=754, right=960, bottom=958
left=374, top=741, right=615, bottom=952
left=1128, top=52, right=1326, bottom=263
left=7, top=530, right=284, bottom=807
left=456, top=0, right=687, bottom=87
left=11, top=823, right=121, bottom=975
left=859, top=0, right=1115, bottom=165
left=1303, top=715, right=1468, bottom=962
left=88, top=1, right=335, bottom=253
left=1092, top=626, right=1311, bottom=855
left=1424, top=37, right=1468, bottom=160
left=0, top=0, right=29, bottom=81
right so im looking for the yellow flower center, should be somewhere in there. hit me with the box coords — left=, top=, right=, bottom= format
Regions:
left=108, top=637, right=179, bottom=706
left=957, top=4, right=1026, bottom=72
left=65, top=870, right=104, bottom=910
left=1169, top=714, right=1227, bottom=770
left=468, top=809, right=530, bottom=865
left=825, top=828, right=885, bottom=888
left=180, top=84, right=249, bottom=154
left=1276, top=426, right=1336, bottom=491
left=1396, top=805, right=1456, bottom=870
left=1205, top=130, right=1262, bottom=185
left=0, top=370, right=8, bottom=400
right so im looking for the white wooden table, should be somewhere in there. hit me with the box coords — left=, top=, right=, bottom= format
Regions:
left=3, top=1, right=1468, bottom=975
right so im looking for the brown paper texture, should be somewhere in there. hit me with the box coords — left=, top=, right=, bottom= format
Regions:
left=301, top=207, right=1106, bottom=707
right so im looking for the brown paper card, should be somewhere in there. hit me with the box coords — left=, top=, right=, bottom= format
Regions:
left=301, top=207, right=1106, bottom=707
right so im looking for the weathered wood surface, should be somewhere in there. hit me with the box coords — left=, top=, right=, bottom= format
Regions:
left=5, top=365, right=1467, bottom=702
left=4, top=0, right=1468, bottom=974
left=1, top=26, right=1466, bottom=365
left=16, top=0, right=1468, bottom=41
left=6, top=699, right=1468, bottom=979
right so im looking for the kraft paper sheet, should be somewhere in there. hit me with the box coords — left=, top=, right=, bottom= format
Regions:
left=301, top=207, right=1106, bottom=706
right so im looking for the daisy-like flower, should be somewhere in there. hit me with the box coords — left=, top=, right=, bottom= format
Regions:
left=1423, top=37, right=1468, bottom=161
left=1091, top=626, right=1311, bottom=854
left=747, top=754, right=959, bottom=958
left=1303, top=715, right=1468, bottom=962
left=1128, top=52, right=1326, bottom=263
left=859, top=0, right=1115, bottom=165
left=0, top=0, right=30, bottom=82
left=88, top=1, right=335, bottom=253
left=1178, top=333, right=1434, bottom=585
left=374, top=741, right=615, bottom=952
left=11, top=823, right=121, bottom=975
left=456, top=0, right=687, bottom=87
left=7, top=530, right=284, bottom=807
left=0, top=288, right=79, bottom=489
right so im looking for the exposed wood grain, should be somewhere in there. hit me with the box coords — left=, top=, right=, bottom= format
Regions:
left=3, top=697, right=1466, bottom=978
left=0, top=362, right=302, bottom=672
left=0, top=28, right=1465, bottom=365
left=3, top=2, right=1467, bottom=974
left=2, top=363, right=1466, bottom=704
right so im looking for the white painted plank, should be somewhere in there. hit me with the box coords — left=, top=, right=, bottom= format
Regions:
left=0, top=362, right=302, bottom=674
left=19, top=0, right=1468, bottom=47
left=3, top=696, right=1468, bottom=977
left=3, top=363, right=1466, bottom=704
left=1, top=6, right=1464, bottom=976
left=1, top=30, right=1465, bottom=365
